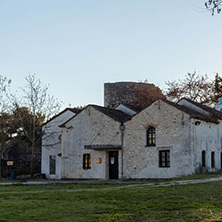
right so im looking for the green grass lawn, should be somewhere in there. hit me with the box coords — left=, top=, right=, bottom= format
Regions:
left=0, top=179, right=222, bottom=222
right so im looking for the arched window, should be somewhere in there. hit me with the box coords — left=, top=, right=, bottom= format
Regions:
left=202, top=150, right=206, bottom=167
left=146, top=127, right=156, bottom=147
left=211, top=151, right=215, bottom=168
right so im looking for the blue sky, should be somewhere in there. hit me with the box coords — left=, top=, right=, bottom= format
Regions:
left=0, top=0, right=221, bottom=109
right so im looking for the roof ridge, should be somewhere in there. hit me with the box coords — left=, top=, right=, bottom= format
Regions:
left=42, top=107, right=80, bottom=126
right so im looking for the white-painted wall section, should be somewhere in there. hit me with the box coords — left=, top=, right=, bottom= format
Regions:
left=41, top=110, right=76, bottom=179
left=192, top=119, right=222, bottom=173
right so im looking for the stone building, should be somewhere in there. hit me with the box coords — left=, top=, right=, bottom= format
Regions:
left=41, top=82, right=222, bottom=179
left=41, top=108, right=80, bottom=179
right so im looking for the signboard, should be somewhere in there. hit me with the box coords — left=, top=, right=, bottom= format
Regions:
left=7, top=161, right=14, bottom=166
left=110, top=157, right=115, bottom=165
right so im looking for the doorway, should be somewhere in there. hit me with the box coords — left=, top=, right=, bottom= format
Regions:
left=109, top=151, right=118, bottom=179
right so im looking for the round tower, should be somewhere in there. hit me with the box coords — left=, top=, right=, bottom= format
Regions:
left=104, top=82, right=165, bottom=109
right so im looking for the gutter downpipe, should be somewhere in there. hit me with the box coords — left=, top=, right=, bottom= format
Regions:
left=120, top=122, right=125, bottom=179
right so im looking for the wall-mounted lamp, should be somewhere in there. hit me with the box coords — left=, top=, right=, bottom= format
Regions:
left=119, top=123, right=125, bottom=131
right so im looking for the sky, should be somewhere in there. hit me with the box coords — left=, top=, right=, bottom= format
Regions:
left=0, top=0, right=222, bottom=109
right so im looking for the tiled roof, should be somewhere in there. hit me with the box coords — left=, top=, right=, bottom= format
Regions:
left=67, top=108, right=82, bottom=113
left=163, top=99, right=219, bottom=124
left=179, top=98, right=222, bottom=120
left=120, top=104, right=144, bottom=113
left=42, top=108, right=80, bottom=126
left=59, top=105, right=131, bottom=127
left=59, top=98, right=222, bottom=127
left=91, top=105, right=131, bottom=122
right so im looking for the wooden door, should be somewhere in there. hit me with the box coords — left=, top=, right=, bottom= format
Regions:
left=109, top=151, right=118, bottom=179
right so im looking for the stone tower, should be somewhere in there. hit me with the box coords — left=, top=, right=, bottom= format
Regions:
left=104, top=82, right=165, bottom=109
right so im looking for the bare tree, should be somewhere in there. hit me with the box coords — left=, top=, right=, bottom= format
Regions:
left=164, top=72, right=216, bottom=106
left=205, top=0, right=222, bottom=15
left=14, top=74, right=61, bottom=177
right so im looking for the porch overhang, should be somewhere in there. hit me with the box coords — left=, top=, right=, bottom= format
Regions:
left=84, top=144, right=122, bottom=150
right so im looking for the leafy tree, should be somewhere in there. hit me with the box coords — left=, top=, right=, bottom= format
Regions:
left=12, top=106, right=45, bottom=142
left=164, top=72, right=216, bottom=106
left=73, top=105, right=85, bottom=111
left=214, top=73, right=222, bottom=102
left=14, top=74, right=61, bottom=177
left=0, top=75, right=11, bottom=178
left=205, top=0, right=222, bottom=15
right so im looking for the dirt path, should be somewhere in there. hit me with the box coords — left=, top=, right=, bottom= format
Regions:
left=0, top=176, right=222, bottom=194
left=155, top=176, right=222, bottom=187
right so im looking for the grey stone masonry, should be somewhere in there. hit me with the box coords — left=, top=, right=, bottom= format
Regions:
left=104, top=82, right=165, bottom=109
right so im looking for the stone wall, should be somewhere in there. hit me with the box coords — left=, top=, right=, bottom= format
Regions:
left=104, top=82, right=165, bottom=109
left=123, top=99, right=193, bottom=179
left=61, top=106, right=122, bottom=179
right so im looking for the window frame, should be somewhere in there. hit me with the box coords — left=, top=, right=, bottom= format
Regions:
left=146, top=126, right=156, bottom=147
left=202, top=150, right=206, bottom=167
left=211, top=151, right=215, bottom=168
left=83, top=154, right=91, bottom=169
left=49, top=155, right=56, bottom=175
left=159, top=150, right=170, bottom=168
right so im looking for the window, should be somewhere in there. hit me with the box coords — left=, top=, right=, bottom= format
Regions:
left=211, top=151, right=215, bottom=168
left=159, top=150, right=170, bottom=167
left=83, top=154, right=91, bottom=169
left=147, top=127, right=156, bottom=146
left=49, top=155, right=56, bottom=174
left=221, top=152, right=222, bottom=169
left=202, top=150, right=206, bottom=167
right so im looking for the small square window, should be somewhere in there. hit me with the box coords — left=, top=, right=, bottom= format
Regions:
left=159, top=150, right=170, bottom=168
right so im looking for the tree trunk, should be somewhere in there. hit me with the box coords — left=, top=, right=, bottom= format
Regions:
left=0, top=158, right=1, bottom=180
left=30, top=112, right=36, bottom=178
